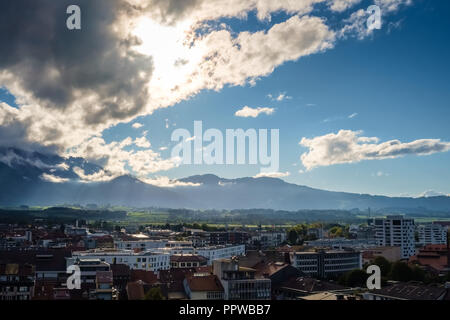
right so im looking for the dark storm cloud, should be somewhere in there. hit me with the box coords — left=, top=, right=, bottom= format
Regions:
left=0, top=0, right=153, bottom=123
left=0, top=110, right=58, bottom=153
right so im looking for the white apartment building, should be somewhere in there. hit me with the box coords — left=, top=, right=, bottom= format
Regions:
left=114, top=239, right=168, bottom=251
left=153, top=246, right=196, bottom=256
left=156, top=244, right=245, bottom=265
left=196, top=245, right=246, bottom=265
left=166, top=241, right=193, bottom=248
left=418, top=224, right=448, bottom=246
left=70, top=250, right=170, bottom=272
left=114, top=239, right=193, bottom=251
left=290, top=250, right=362, bottom=279
left=370, top=215, right=416, bottom=259
left=71, top=243, right=243, bottom=272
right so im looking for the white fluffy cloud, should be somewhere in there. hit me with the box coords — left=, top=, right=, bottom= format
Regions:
left=330, top=0, right=362, bottom=12
left=417, top=190, right=449, bottom=198
left=134, top=136, right=151, bottom=148
left=0, top=147, right=66, bottom=170
left=132, top=123, right=144, bottom=129
left=300, top=130, right=450, bottom=170
left=40, top=173, right=70, bottom=184
left=73, top=167, right=118, bottom=183
left=0, top=1, right=337, bottom=156
left=376, top=0, right=412, bottom=12
left=67, top=136, right=179, bottom=182
left=268, top=93, right=292, bottom=102
left=235, top=106, right=275, bottom=118
left=138, top=176, right=202, bottom=188
left=339, top=0, right=412, bottom=39
left=0, top=0, right=414, bottom=179
left=254, top=171, right=290, bottom=178
left=372, top=171, right=390, bottom=177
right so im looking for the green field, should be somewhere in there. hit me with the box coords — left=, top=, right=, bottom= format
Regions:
left=125, top=211, right=170, bottom=223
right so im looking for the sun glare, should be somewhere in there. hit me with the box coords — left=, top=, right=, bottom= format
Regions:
left=132, top=18, right=204, bottom=94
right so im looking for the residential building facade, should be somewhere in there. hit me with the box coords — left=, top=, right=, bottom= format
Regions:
left=70, top=250, right=170, bottom=272
left=183, top=274, right=224, bottom=300
left=290, top=249, right=362, bottom=279
left=213, top=258, right=271, bottom=300
left=196, top=244, right=246, bottom=265
left=418, top=224, right=448, bottom=246
left=369, top=215, right=416, bottom=259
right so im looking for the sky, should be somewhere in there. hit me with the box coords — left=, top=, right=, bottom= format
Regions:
left=0, top=0, right=449, bottom=197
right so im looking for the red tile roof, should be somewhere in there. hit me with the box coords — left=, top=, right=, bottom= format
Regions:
left=409, top=244, right=450, bottom=273
left=185, top=275, right=224, bottom=292
left=130, top=270, right=158, bottom=285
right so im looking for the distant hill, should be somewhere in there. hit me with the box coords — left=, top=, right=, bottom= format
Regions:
left=1, top=147, right=450, bottom=212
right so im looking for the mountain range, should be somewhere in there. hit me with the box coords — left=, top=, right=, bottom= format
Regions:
left=1, top=147, right=449, bottom=212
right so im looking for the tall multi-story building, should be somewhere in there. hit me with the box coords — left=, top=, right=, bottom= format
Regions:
left=418, top=224, right=448, bottom=246
left=369, top=215, right=416, bottom=259
left=290, top=250, right=362, bottom=279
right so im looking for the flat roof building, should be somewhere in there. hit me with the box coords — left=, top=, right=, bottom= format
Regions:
left=290, top=249, right=362, bottom=279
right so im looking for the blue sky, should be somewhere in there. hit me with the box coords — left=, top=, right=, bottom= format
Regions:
left=100, top=0, right=450, bottom=196
left=1, top=0, right=449, bottom=197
